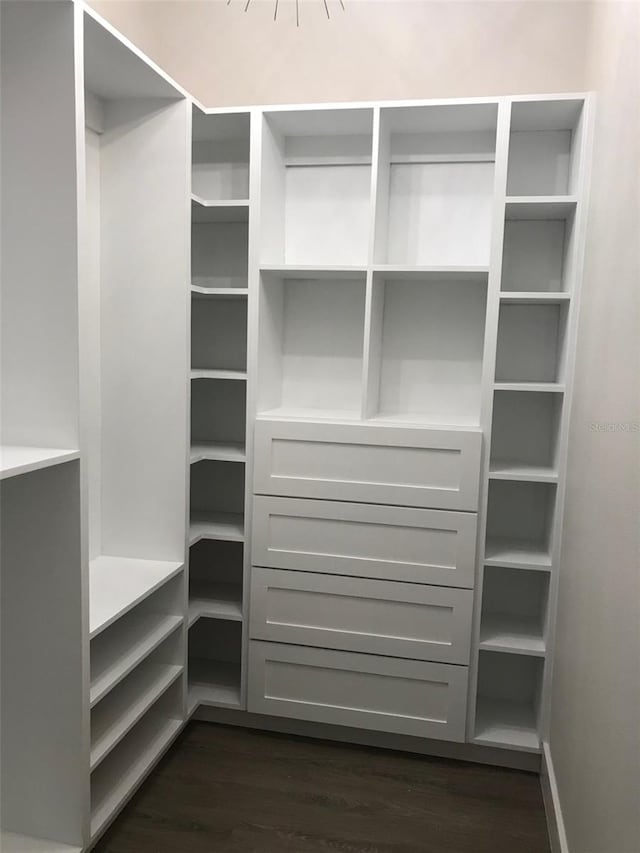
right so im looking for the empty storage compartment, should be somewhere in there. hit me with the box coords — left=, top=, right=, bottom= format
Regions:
left=480, top=567, right=549, bottom=655
left=375, top=103, right=497, bottom=266
left=192, top=222, right=249, bottom=291
left=501, top=217, right=574, bottom=292
left=495, top=302, right=568, bottom=383
left=475, top=651, right=543, bottom=751
left=188, top=618, right=242, bottom=710
left=260, top=108, right=374, bottom=265
left=257, top=271, right=366, bottom=419
left=490, top=390, right=562, bottom=477
left=191, top=378, right=246, bottom=455
left=369, top=272, right=487, bottom=425
left=485, top=480, right=557, bottom=569
left=507, top=99, right=584, bottom=197
left=189, top=459, right=245, bottom=545
left=192, top=109, right=250, bottom=201
left=189, top=539, right=243, bottom=625
left=191, top=296, right=247, bottom=372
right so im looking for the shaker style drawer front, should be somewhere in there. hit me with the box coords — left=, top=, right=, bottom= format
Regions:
left=254, top=419, right=482, bottom=511
left=252, top=495, right=477, bottom=588
left=248, top=641, right=468, bottom=742
left=250, top=568, right=473, bottom=664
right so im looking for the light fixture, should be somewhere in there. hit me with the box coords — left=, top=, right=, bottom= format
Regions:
left=229, top=0, right=346, bottom=26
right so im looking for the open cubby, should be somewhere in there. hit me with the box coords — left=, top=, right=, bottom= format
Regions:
left=191, top=222, right=249, bottom=291
left=370, top=273, right=487, bottom=425
left=191, top=296, right=247, bottom=372
left=257, top=272, right=366, bottom=419
left=501, top=218, right=573, bottom=293
left=485, top=480, right=557, bottom=569
left=490, top=390, right=562, bottom=478
left=495, top=302, right=568, bottom=384
left=507, top=99, right=584, bottom=197
left=189, top=540, right=243, bottom=625
left=190, top=460, right=244, bottom=519
left=188, top=618, right=242, bottom=710
left=376, top=104, right=497, bottom=266
left=260, top=109, right=374, bottom=265
left=480, top=567, right=549, bottom=655
left=475, top=651, right=543, bottom=751
left=190, top=378, right=246, bottom=447
left=192, top=110, right=250, bottom=201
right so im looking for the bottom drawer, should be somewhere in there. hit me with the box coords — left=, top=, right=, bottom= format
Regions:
left=248, top=641, right=468, bottom=742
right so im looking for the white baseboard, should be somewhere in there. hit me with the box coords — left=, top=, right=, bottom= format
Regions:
left=541, top=741, right=569, bottom=853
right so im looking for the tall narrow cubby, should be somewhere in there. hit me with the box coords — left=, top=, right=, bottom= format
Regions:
left=471, top=96, right=591, bottom=752
left=187, top=107, right=251, bottom=714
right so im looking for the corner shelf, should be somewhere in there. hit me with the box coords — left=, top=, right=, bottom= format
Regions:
left=261, top=264, right=367, bottom=279
left=488, top=461, right=558, bottom=483
left=189, top=511, right=244, bottom=546
left=484, top=538, right=552, bottom=571
left=504, top=196, right=577, bottom=220
left=473, top=698, right=540, bottom=752
left=190, top=368, right=247, bottom=382
left=479, top=615, right=546, bottom=657
left=89, top=557, right=184, bottom=640
left=187, top=659, right=241, bottom=714
left=188, top=581, right=243, bottom=626
left=0, top=445, right=80, bottom=480
left=190, top=441, right=246, bottom=464
left=191, top=285, right=248, bottom=298
left=191, top=194, right=249, bottom=223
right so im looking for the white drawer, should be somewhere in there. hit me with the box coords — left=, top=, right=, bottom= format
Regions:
left=248, top=641, right=468, bottom=742
left=254, top=419, right=482, bottom=511
left=252, top=495, right=477, bottom=588
left=250, top=568, right=473, bottom=664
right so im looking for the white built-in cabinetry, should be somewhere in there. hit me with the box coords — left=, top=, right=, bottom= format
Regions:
left=0, top=2, right=592, bottom=850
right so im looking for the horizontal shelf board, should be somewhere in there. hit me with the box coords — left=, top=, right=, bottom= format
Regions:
left=489, top=461, right=559, bottom=483
left=191, top=285, right=249, bottom=298
left=473, top=698, right=541, bottom=752
left=90, top=664, right=183, bottom=771
left=372, top=265, right=489, bottom=282
left=479, top=615, right=546, bottom=657
left=258, top=406, right=361, bottom=422
left=1, top=833, right=81, bottom=853
left=90, top=714, right=182, bottom=840
left=188, top=581, right=243, bottom=626
left=261, top=265, right=367, bottom=280
left=371, top=411, right=482, bottom=428
left=190, top=441, right=246, bottom=464
left=484, top=537, right=552, bottom=571
left=0, top=445, right=80, bottom=480
left=505, top=196, right=577, bottom=220
left=494, top=382, right=565, bottom=393
left=191, top=368, right=247, bottom=382
left=500, top=291, right=571, bottom=304
left=189, top=511, right=244, bottom=546
left=89, top=557, right=184, bottom=640
left=90, top=613, right=183, bottom=708
left=188, top=658, right=242, bottom=714
left=191, top=195, right=249, bottom=223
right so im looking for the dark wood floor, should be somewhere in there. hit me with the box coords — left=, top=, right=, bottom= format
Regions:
left=94, top=722, right=550, bottom=853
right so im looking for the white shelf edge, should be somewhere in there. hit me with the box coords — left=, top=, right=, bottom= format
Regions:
left=499, top=291, right=571, bottom=304
left=189, top=511, right=245, bottom=546
left=488, top=462, right=559, bottom=483
left=191, top=285, right=249, bottom=297
left=188, top=582, right=243, bottom=627
left=191, top=193, right=249, bottom=207
left=190, top=441, right=246, bottom=464
left=494, top=382, right=565, bottom=393
left=0, top=445, right=80, bottom=480
left=484, top=538, right=553, bottom=571
left=473, top=698, right=541, bottom=753
left=190, top=368, right=247, bottom=382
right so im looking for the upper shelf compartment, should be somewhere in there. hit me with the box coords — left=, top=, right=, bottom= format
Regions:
left=259, top=108, right=374, bottom=266
left=507, top=98, right=584, bottom=197
left=192, top=109, right=250, bottom=202
left=374, top=103, right=498, bottom=267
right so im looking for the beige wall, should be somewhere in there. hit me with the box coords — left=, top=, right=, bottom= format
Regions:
left=548, top=3, right=640, bottom=852
left=87, top=3, right=640, bottom=851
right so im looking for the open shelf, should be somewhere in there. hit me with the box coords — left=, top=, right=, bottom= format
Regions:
left=485, top=480, right=556, bottom=571
left=376, top=103, right=497, bottom=266
left=257, top=271, right=366, bottom=419
left=189, top=539, right=244, bottom=625
left=260, top=264, right=367, bottom=279
left=494, top=381, right=565, bottom=393
left=90, top=700, right=182, bottom=839
left=495, top=302, right=568, bottom=384
left=260, top=108, right=373, bottom=265
left=192, top=221, right=248, bottom=292
left=0, top=445, right=79, bottom=480
left=188, top=619, right=242, bottom=713
left=500, top=292, right=570, bottom=304
left=191, top=378, right=246, bottom=449
left=372, top=265, right=489, bottom=282
left=90, top=610, right=182, bottom=708
left=192, top=109, right=250, bottom=201
left=190, top=440, right=246, bottom=464
left=507, top=99, right=584, bottom=197
left=189, top=459, right=245, bottom=545
left=474, top=651, right=543, bottom=752
left=480, top=566, right=549, bottom=656
left=191, top=286, right=248, bottom=298
left=501, top=217, right=574, bottom=293
left=188, top=581, right=243, bottom=626
left=189, top=512, right=244, bottom=546
left=505, top=197, right=577, bottom=220
left=191, top=195, right=249, bottom=223
left=367, top=272, right=487, bottom=425
left=191, top=368, right=247, bottom=381
left=191, top=295, right=247, bottom=372
left=90, top=656, right=182, bottom=771
left=89, top=557, right=184, bottom=639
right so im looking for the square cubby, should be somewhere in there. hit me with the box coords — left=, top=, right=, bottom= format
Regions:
left=485, top=479, right=557, bottom=568
left=480, top=566, right=550, bottom=655
left=191, top=296, right=247, bottom=372
left=189, top=540, right=243, bottom=624
left=501, top=217, right=574, bottom=293
left=192, top=110, right=250, bottom=202
left=490, top=390, right=562, bottom=475
left=495, top=302, right=568, bottom=383
left=190, top=379, right=246, bottom=449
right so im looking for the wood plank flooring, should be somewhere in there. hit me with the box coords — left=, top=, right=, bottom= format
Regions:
left=94, top=722, right=550, bottom=853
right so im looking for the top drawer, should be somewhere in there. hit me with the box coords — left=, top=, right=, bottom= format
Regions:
left=254, top=419, right=482, bottom=511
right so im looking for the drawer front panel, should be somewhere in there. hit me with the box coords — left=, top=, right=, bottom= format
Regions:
left=250, top=567, right=473, bottom=664
left=248, top=641, right=467, bottom=741
left=254, top=419, right=482, bottom=511
left=253, top=496, right=477, bottom=588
